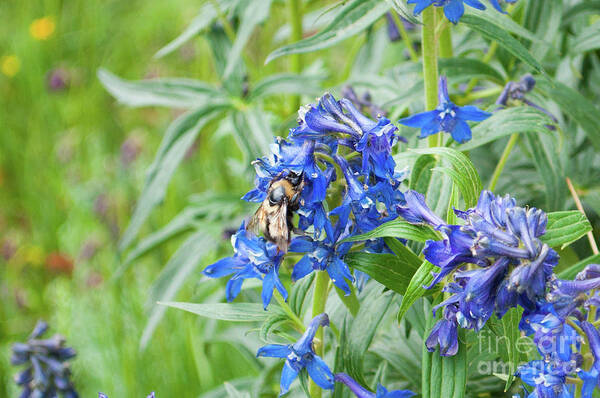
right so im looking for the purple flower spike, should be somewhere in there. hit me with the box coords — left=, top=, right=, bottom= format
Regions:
left=334, top=372, right=415, bottom=398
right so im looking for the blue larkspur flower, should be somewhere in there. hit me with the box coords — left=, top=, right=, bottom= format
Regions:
left=203, top=222, right=286, bottom=309
left=257, top=314, right=334, bottom=395
left=11, top=320, right=78, bottom=398
left=580, top=322, right=600, bottom=397
left=334, top=373, right=415, bottom=398
left=518, top=360, right=575, bottom=398
left=407, top=0, right=486, bottom=24
left=290, top=217, right=355, bottom=295
left=400, top=190, right=558, bottom=354
left=425, top=304, right=460, bottom=356
left=399, top=76, right=490, bottom=143
left=488, top=0, right=517, bottom=13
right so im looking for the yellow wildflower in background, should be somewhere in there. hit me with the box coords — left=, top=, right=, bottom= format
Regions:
left=30, top=16, right=55, bottom=40
left=1, top=55, right=20, bottom=77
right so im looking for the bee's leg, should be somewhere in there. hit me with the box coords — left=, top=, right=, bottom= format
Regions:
left=292, top=227, right=308, bottom=236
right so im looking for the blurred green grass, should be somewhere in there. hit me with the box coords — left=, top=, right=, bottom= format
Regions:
left=0, top=0, right=257, bottom=396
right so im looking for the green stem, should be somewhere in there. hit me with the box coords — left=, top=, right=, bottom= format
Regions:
left=274, top=290, right=305, bottom=333
left=208, top=0, right=236, bottom=42
left=421, top=6, right=440, bottom=147
left=455, top=87, right=502, bottom=106
left=287, top=0, right=303, bottom=112
left=488, top=133, right=519, bottom=192
left=437, top=9, right=453, bottom=58
left=309, top=271, right=330, bottom=398
left=390, top=11, right=418, bottom=62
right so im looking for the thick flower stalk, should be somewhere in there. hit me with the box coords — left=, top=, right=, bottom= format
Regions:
left=334, top=373, right=415, bottom=398
left=399, top=190, right=558, bottom=355
left=399, top=76, right=490, bottom=143
left=257, top=314, right=334, bottom=395
left=11, top=321, right=78, bottom=398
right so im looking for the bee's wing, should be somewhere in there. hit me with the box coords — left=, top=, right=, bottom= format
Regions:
left=247, top=204, right=266, bottom=236
left=270, top=201, right=289, bottom=252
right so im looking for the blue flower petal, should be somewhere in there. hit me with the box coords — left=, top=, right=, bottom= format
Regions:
left=306, top=355, right=335, bottom=390
left=203, top=257, right=242, bottom=278
left=450, top=119, right=472, bottom=143
left=444, top=0, right=466, bottom=24
left=456, top=105, right=491, bottom=122
left=464, top=0, right=486, bottom=10
left=399, top=110, right=438, bottom=128
left=257, top=344, right=291, bottom=358
left=261, top=269, right=276, bottom=309
left=279, top=361, right=299, bottom=396
left=292, top=255, right=315, bottom=282
left=225, top=277, right=244, bottom=302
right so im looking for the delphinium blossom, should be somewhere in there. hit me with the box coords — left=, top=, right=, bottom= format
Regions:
left=399, top=76, right=490, bottom=143
left=205, top=92, right=409, bottom=305
left=203, top=222, right=286, bottom=309
left=11, top=320, right=78, bottom=398
left=399, top=190, right=558, bottom=355
left=257, top=314, right=334, bottom=395
left=335, top=373, right=415, bottom=398
left=407, top=0, right=517, bottom=24
left=515, top=264, right=600, bottom=397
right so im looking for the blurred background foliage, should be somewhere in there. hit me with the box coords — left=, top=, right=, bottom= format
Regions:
left=2, top=0, right=600, bottom=397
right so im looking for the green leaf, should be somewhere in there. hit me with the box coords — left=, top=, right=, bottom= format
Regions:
left=248, top=72, right=326, bottom=100
left=344, top=286, right=394, bottom=386
left=464, top=7, right=545, bottom=44
left=118, top=105, right=226, bottom=251
left=345, top=252, right=420, bottom=295
left=542, top=211, right=592, bottom=249
left=231, top=107, right=273, bottom=162
left=341, top=219, right=440, bottom=243
left=410, top=154, right=436, bottom=192
left=224, top=0, right=273, bottom=79
left=500, top=307, right=524, bottom=390
left=265, top=0, right=389, bottom=63
left=558, top=253, right=600, bottom=280
left=384, top=0, right=421, bottom=25
left=289, top=272, right=315, bottom=316
left=154, top=0, right=236, bottom=58
left=115, top=206, right=202, bottom=277
left=457, top=107, right=554, bottom=151
left=159, top=301, right=282, bottom=322
left=224, top=382, right=251, bottom=398
left=461, top=14, right=544, bottom=74
left=439, top=57, right=505, bottom=85
left=535, top=77, right=600, bottom=151
left=411, top=147, right=483, bottom=208
left=523, top=132, right=565, bottom=211
left=571, top=21, right=600, bottom=54
left=140, top=230, right=218, bottom=348
left=562, top=0, right=600, bottom=26
left=397, top=261, right=438, bottom=324
left=98, top=68, right=220, bottom=108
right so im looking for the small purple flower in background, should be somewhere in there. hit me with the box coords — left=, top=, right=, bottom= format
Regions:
left=203, top=222, right=286, bottom=309
left=496, top=74, right=558, bottom=129
left=11, top=320, right=78, bottom=398
left=46, top=67, right=70, bottom=91
left=399, top=76, right=490, bottom=143
left=120, top=133, right=143, bottom=166
left=341, top=86, right=387, bottom=119
left=334, top=373, right=415, bottom=398
left=257, top=314, right=334, bottom=395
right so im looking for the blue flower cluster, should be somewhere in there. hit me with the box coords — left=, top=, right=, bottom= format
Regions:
left=400, top=190, right=559, bottom=355
left=204, top=92, right=411, bottom=306
left=11, top=321, right=78, bottom=398
left=258, top=314, right=415, bottom=397
left=408, top=0, right=518, bottom=24
left=516, top=264, right=600, bottom=397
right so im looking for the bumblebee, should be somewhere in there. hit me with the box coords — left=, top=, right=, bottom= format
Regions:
left=247, top=171, right=304, bottom=252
